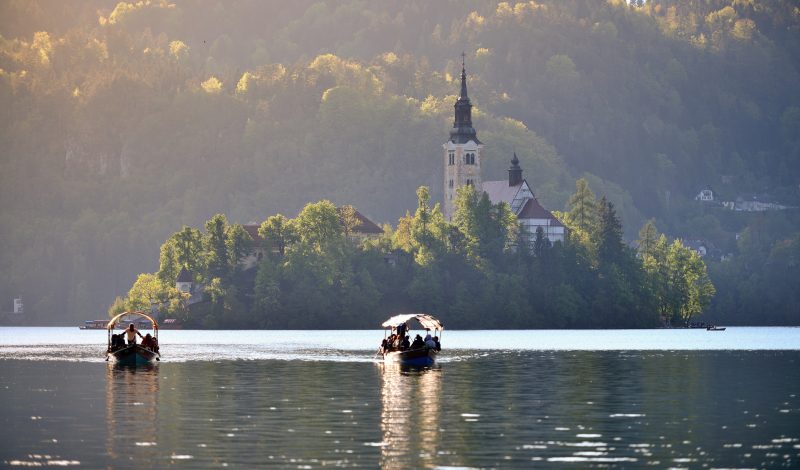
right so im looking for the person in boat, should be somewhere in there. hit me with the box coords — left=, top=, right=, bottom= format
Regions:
left=411, top=334, right=424, bottom=349
left=400, top=335, right=410, bottom=350
left=433, top=336, right=441, bottom=351
left=425, top=334, right=437, bottom=349
left=124, top=323, right=143, bottom=345
left=396, top=322, right=407, bottom=342
left=393, top=333, right=404, bottom=350
left=140, top=333, right=154, bottom=350
left=110, top=333, right=123, bottom=351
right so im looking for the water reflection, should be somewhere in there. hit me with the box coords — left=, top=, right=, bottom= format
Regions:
left=379, top=364, right=442, bottom=469
left=105, top=363, right=160, bottom=463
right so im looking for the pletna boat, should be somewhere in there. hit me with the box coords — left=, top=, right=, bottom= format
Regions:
left=379, top=313, right=442, bottom=367
left=106, top=311, right=160, bottom=365
left=706, top=326, right=726, bottom=331
left=80, top=319, right=108, bottom=330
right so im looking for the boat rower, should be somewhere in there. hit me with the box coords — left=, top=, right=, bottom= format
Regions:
left=124, top=323, right=143, bottom=345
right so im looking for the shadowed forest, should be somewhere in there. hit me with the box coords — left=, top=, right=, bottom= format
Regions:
left=1, top=0, right=798, bottom=325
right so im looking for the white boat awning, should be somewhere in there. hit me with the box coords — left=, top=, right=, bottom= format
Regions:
left=381, top=313, right=443, bottom=330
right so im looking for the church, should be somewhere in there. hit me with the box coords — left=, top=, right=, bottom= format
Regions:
left=442, top=58, right=566, bottom=243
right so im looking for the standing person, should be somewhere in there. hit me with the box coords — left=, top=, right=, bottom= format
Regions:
left=125, top=323, right=143, bottom=345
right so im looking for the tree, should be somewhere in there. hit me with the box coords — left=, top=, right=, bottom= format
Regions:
left=107, top=296, right=127, bottom=318
left=596, top=197, right=625, bottom=266
left=205, top=214, right=230, bottom=280
left=567, top=178, right=598, bottom=235
left=173, top=226, right=204, bottom=275
left=294, top=200, right=343, bottom=252
left=339, top=205, right=360, bottom=239
left=453, top=185, right=518, bottom=263
left=637, top=219, right=659, bottom=259
left=127, top=273, right=168, bottom=311
left=226, top=223, right=252, bottom=270
left=409, top=186, right=447, bottom=265
left=258, top=214, right=297, bottom=258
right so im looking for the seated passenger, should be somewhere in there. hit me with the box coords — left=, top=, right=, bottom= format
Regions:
left=401, top=335, right=410, bottom=350
left=425, top=335, right=436, bottom=349
left=411, top=334, right=424, bottom=349
left=141, top=333, right=154, bottom=350
left=433, top=336, right=441, bottom=351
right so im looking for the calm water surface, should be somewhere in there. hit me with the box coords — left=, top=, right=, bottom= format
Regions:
left=1, top=328, right=799, bottom=468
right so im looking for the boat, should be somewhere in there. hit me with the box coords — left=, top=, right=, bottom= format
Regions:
left=159, top=318, right=183, bottom=329
left=79, top=319, right=108, bottom=330
left=106, top=311, right=161, bottom=365
left=379, top=313, right=443, bottom=367
left=707, top=326, right=726, bottom=331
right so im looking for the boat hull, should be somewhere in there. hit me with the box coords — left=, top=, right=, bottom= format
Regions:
left=108, top=344, right=159, bottom=365
left=383, top=347, right=437, bottom=366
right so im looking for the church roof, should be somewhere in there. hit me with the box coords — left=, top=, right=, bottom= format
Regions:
left=176, top=267, right=193, bottom=283
left=482, top=180, right=522, bottom=207
left=518, top=198, right=564, bottom=227
left=242, top=224, right=263, bottom=243
left=339, top=207, right=383, bottom=234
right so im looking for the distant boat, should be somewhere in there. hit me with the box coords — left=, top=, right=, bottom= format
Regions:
left=707, top=326, right=726, bottom=331
left=159, top=318, right=183, bottom=330
left=379, top=313, right=442, bottom=367
left=106, top=311, right=161, bottom=365
left=79, top=319, right=108, bottom=330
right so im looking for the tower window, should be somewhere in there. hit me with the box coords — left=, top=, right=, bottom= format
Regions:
left=449, top=179, right=454, bottom=188
left=448, top=151, right=455, bottom=166
left=466, top=179, right=473, bottom=186
left=465, top=152, right=476, bottom=165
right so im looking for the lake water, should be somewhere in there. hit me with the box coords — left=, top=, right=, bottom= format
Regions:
left=1, top=327, right=799, bottom=468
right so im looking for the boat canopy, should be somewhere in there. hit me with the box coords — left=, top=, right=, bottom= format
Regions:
left=107, top=310, right=159, bottom=330
left=382, top=313, right=443, bottom=331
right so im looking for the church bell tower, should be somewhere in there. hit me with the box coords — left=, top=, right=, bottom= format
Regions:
left=443, top=54, right=483, bottom=220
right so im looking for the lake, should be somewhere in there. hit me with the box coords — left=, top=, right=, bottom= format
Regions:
left=1, top=327, right=799, bottom=468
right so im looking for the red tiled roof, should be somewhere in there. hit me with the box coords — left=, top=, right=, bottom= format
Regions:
left=243, top=224, right=265, bottom=247
left=338, top=208, right=383, bottom=234
left=518, top=198, right=564, bottom=227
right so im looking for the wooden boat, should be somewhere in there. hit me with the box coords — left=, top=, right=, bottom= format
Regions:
left=380, top=313, right=442, bottom=367
left=106, top=311, right=160, bottom=365
left=707, top=326, right=726, bottom=331
left=79, top=319, right=108, bottom=330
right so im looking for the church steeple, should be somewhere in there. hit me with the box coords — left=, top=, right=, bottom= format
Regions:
left=508, top=152, right=523, bottom=186
left=459, top=52, right=469, bottom=100
left=443, top=52, right=483, bottom=221
left=450, top=52, right=480, bottom=145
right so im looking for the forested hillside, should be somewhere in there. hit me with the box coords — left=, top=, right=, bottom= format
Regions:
left=1, top=0, right=798, bottom=324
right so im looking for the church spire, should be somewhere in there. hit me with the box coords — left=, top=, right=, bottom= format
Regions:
left=450, top=52, right=480, bottom=145
left=460, top=52, right=468, bottom=100
left=508, top=152, right=523, bottom=186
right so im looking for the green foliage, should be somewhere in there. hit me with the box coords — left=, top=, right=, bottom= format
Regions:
left=204, top=214, right=230, bottom=280
left=126, top=273, right=168, bottom=311
left=566, top=178, right=598, bottom=235
left=107, top=296, right=127, bottom=318
left=258, top=214, right=296, bottom=258
left=121, top=178, right=716, bottom=328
